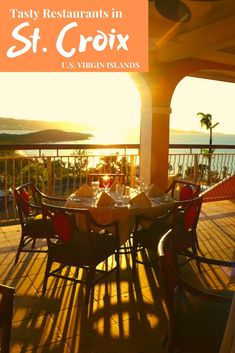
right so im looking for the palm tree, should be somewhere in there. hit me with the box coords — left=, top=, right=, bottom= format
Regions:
left=197, top=112, right=219, bottom=185
left=197, top=112, right=219, bottom=150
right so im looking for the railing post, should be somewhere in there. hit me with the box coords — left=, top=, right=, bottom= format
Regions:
left=47, top=157, right=52, bottom=195
left=193, top=154, right=199, bottom=182
left=130, top=156, right=135, bottom=187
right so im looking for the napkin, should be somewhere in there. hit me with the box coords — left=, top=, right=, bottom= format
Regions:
left=74, top=184, right=93, bottom=197
left=148, top=184, right=164, bottom=197
left=109, top=176, right=121, bottom=192
left=96, top=192, right=115, bottom=207
left=130, top=192, right=151, bottom=208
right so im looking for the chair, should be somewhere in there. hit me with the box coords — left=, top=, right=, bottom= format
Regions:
left=165, top=179, right=201, bottom=201
left=0, top=284, right=15, bottom=353
left=13, top=182, right=66, bottom=264
left=132, top=196, right=203, bottom=272
left=157, top=229, right=234, bottom=353
left=166, top=179, right=202, bottom=253
left=41, top=203, right=121, bottom=303
left=168, top=195, right=204, bottom=272
left=132, top=208, right=173, bottom=270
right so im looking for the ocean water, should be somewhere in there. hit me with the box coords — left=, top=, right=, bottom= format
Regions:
left=1, top=129, right=235, bottom=154
left=170, top=132, right=235, bottom=146
left=170, top=132, right=235, bottom=154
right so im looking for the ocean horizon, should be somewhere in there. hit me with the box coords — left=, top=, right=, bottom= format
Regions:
left=1, top=129, right=235, bottom=152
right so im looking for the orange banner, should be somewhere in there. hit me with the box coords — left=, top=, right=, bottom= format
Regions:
left=0, top=1, right=148, bottom=72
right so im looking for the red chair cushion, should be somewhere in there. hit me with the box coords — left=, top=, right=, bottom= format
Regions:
left=52, top=212, right=73, bottom=244
left=19, top=188, right=31, bottom=215
left=184, top=204, right=198, bottom=231
left=179, top=185, right=193, bottom=201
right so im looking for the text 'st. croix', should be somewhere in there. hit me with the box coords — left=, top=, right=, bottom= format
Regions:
left=6, top=21, right=129, bottom=58
left=0, top=1, right=148, bottom=72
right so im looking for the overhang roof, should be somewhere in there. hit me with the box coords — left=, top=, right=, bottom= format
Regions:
left=149, top=0, right=235, bottom=82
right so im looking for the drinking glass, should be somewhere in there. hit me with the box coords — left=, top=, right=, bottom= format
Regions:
left=135, top=177, right=149, bottom=193
left=91, top=181, right=100, bottom=196
left=114, top=184, right=129, bottom=207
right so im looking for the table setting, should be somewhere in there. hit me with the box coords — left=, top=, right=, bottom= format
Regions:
left=67, top=176, right=172, bottom=207
left=65, top=176, right=174, bottom=245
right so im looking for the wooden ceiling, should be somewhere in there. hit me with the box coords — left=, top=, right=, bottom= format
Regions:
left=149, top=0, right=235, bottom=82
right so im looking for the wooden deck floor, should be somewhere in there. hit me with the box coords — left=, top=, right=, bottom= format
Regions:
left=0, top=200, right=234, bottom=353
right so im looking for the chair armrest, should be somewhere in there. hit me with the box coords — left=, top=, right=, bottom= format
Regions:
left=183, top=249, right=235, bottom=268
left=42, top=204, right=88, bottom=214
left=136, top=207, right=173, bottom=223
left=87, top=211, right=120, bottom=245
left=36, top=189, right=67, bottom=202
left=158, top=230, right=234, bottom=303
left=87, top=211, right=119, bottom=229
left=178, top=276, right=233, bottom=302
left=42, top=194, right=67, bottom=202
left=19, top=198, right=41, bottom=212
left=134, top=208, right=173, bottom=232
left=45, top=203, right=119, bottom=227
left=91, top=218, right=119, bottom=229
left=0, top=284, right=15, bottom=296
left=164, top=181, right=175, bottom=195
left=173, top=199, right=198, bottom=207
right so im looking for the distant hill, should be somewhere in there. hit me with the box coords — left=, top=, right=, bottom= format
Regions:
left=0, top=117, right=78, bottom=131
left=170, top=129, right=205, bottom=135
left=0, top=129, right=93, bottom=144
left=170, top=128, right=230, bottom=136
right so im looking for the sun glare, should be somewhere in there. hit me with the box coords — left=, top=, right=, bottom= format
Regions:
left=0, top=72, right=141, bottom=143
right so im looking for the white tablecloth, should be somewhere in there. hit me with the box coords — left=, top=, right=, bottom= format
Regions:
left=65, top=192, right=174, bottom=245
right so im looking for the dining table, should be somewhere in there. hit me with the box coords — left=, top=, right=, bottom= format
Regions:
left=65, top=188, right=174, bottom=246
left=219, top=293, right=235, bottom=353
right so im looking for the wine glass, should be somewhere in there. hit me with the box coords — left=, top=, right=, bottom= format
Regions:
left=114, top=184, right=125, bottom=206
left=91, top=181, right=99, bottom=195
left=91, top=181, right=100, bottom=205
left=102, top=175, right=110, bottom=192
left=135, top=177, right=146, bottom=192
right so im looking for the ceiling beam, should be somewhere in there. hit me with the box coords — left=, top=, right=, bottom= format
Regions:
left=155, top=15, right=235, bottom=62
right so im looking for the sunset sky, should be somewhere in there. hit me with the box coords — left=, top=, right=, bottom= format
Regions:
left=170, top=76, right=235, bottom=134
left=0, top=72, right=234, bottom=142
left=0, top=72, right=141, bottom=133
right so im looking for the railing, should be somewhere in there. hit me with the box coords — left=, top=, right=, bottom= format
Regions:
left=168, top=144, right=235, bottom=185
left=1, top=143, right=235, bottom=224
left=0, top=144, right=139, bottom=223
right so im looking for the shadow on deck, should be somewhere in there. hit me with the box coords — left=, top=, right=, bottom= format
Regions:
left=0, top=200, right=234, bottom=353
